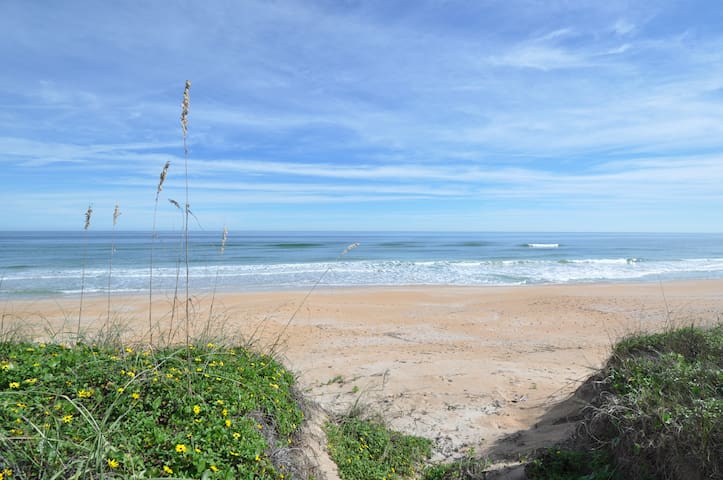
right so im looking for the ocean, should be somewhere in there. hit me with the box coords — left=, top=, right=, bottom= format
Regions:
left=1, top=231, right=723, bottom=298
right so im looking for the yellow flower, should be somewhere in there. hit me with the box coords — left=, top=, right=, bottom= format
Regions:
left=125, top=347, right=133, bottom=353
left=206, top=342, right=216, bottom=348
left=25, top=378, right=37, bottom=384
left=225, top=419, right=232, bottom=427
left=269, top=383, right=279, bottom=389
left=195, top=448, right=201, bottom=454
left=78, top=389, right=93, bottom=398
left=131, top=392, right=140, bottom=400
left=233, top=432, right=241, bottom=439
left=210, top=465, right=219, bottom=472
left=117, top=387, right=125, bottom=393
left=107, top=458, right=119, bottom=469
left=175, top=443, right=187, bottom=453
left=8, top=382, right=20, bottom=389
left=255, top=455, right=261, bottom=462
left=63, top=414, right=73, bottom=424
left=193, top=405, right=201, bottom=415
left=222, top=408, right=228, bottom=417
left=163, top=465, right=173, bottom=474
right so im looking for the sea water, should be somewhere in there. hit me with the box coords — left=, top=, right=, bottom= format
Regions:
left=1, top=231, right=723, bottom=298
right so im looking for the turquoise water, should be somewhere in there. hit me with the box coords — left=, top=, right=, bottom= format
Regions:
left=1, top=231, right=723, bottom=297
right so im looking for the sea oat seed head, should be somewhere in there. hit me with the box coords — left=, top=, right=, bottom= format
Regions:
left=341, top=242, right=360, bottom=256
left=157, top=161, right=170, bottom=194
left=168, top=199, right=181, bottom=210
left=181, top=80, right=191, bottom=138
left=113, top=204, right=121, bottom=226
left=84, top=205, right=93, bottom=230
left=221, top=226, right=228, bottom=255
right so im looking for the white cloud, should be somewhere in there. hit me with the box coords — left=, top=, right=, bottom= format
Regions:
left=612, top=19, right=636, bottom=36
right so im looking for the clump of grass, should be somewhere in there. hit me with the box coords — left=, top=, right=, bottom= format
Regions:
left=525, top=448, right=618, bottom=480
left=422, top=452, right=490, bottom=480
left=325, top=410, right=431, bottom=480
left=528, top=324, right=722, bottom=480
left=0, top=339, right=304, bottom=479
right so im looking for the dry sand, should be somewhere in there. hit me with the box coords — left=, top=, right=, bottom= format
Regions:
left=3, top=280, right=722, bottom=466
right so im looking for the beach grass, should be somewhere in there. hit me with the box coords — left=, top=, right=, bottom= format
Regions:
left=527, top=323, right=722, bottom=480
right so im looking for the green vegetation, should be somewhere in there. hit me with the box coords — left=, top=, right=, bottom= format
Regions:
left=421, top=452, right=489, bottom=480
left=527, top=324, right=722, bottom=480
left=0, top=340, right=303, bottom=479
left=526, top=448, right=617, bottom=480
left=325, top=414, right=432, bottom=480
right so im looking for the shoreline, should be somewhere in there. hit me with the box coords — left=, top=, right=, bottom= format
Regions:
left=3, top=279, right=723, bottom=459
left=5, top=275, right=723, bottom=300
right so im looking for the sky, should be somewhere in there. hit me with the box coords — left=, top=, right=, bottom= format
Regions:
left=2, top=1, right=723, bottom=232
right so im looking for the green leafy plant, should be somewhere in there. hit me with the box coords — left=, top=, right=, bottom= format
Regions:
left=325, top=414, right=431, bottom=480
left=525, top=448, right=617, bottom=480
left=0, top=340, right=304, bottom=479
left=422, top=452, right=490, bottom=480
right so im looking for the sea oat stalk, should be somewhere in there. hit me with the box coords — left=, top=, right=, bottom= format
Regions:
left=106, top=204, right=120, bottom=329
left=207, top=226, right=228, bottom=331
left=270, top=242, right=359, bottom=354
left=149, top=160, right=170, bottom=344
left=181, top=80, right=192, bottom=393
left=166, top=198, right=184, bottom=343
left=78, top=204, right=93, bottom=338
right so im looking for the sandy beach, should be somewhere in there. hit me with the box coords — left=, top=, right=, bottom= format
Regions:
left=3, top=280, right=722, bottom=463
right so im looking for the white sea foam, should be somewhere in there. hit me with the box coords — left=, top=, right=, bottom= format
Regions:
left=3, top=229, right=723, bottom=298
left=526, top=243, right=559, bottom=248
left=5, top=257, right=723, bottom=296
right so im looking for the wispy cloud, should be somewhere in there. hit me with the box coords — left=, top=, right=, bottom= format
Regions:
left=612, top=19, right=636, bottom=36
left=1, top=0, right=722, bottom=231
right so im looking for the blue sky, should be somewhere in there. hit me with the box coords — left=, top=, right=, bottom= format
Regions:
left=2, top=1, right=723, bottom=232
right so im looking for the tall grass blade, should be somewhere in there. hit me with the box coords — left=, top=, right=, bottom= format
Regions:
left=78, top=204, right=93, bottom=339
left=149, top=161, right=170, bottom=344
left=181, top=79, right=192, bottom=392
left=106, top=204, right=120, bottom=331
